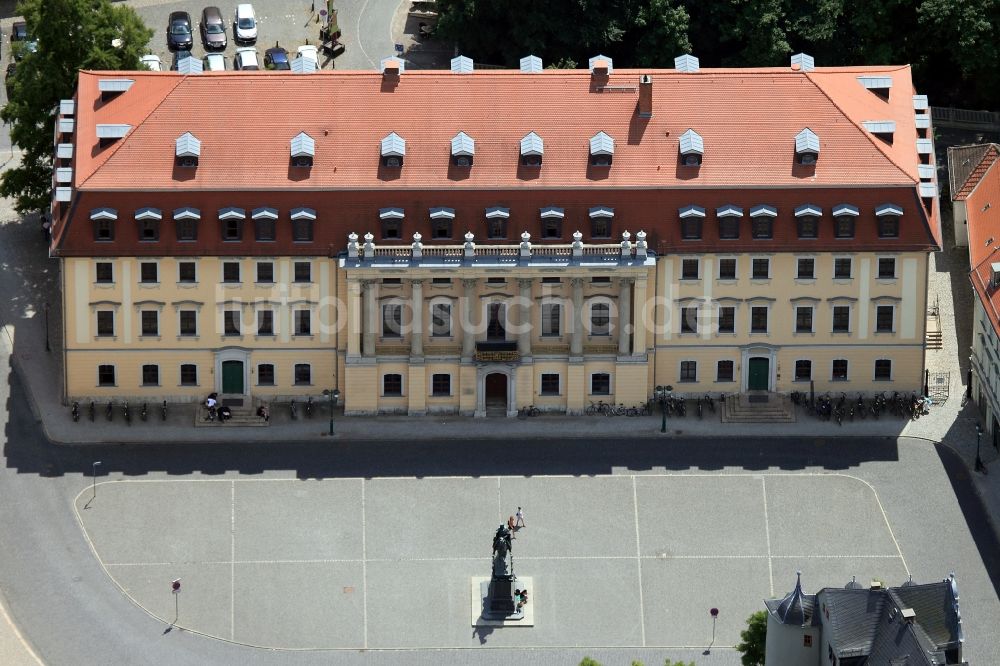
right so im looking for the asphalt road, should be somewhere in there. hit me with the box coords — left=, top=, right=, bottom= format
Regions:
left=2, top=367, right=1000, bottom=664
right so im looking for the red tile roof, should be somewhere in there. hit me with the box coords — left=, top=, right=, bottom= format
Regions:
left=964, top=153, right=1000, bottom=338
left=72, top=65, right=926, bottom=191
left=950, top=144, right=999, bottom=201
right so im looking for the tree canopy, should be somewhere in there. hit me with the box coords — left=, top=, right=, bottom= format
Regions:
left=434, top=0, right=1000, bottom=111
left=2, top=0, right=152, bottom=214
left=736, top=610, right=768, bottom=666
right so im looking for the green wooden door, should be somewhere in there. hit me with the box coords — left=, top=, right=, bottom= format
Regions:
left=747, top=357, right=769, bottom=391
left=222, top=360, right=244, bottom=394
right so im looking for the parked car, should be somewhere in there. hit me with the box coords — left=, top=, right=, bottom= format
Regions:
left=233, top=47, right=259, bottom=71
left=171, top=49, right=194, bottom=71
left=203, top=52, right=226, bottom=71
left=263, top=46, right=289, bottom=70
left=297, top=44, right=319, bottom=65
left=234, top=4, right=257, bottom=45
left=200, top=6, right=227, bottom=50
left=140, top=54, right=162, bottom=71
left=166, top=11, right=194, bottom=51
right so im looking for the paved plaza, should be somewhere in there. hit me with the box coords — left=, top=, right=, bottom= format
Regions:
left=76, top=472, right=909, bottom=652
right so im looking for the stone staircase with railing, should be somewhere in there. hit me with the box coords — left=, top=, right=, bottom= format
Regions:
left=720, top=393, right=796, bottom=423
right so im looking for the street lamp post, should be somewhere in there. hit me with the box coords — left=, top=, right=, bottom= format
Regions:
left=92, top=461, right=102, bottom=500
left=975, top=425, right=985, bottom=473
left=322, top=388, right=340, bottom=436
left=653, top=385, right=673, bottom=434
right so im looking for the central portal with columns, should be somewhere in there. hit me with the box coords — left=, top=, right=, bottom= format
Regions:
left=475, top=364, right=518, bottom=418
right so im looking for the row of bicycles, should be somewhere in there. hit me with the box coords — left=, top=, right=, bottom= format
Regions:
left=791, top=391, right=931, bottom=425
left=72, top=400, right=167, bottom=424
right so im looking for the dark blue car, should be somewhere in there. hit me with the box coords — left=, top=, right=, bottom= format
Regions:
left=264, top=47, right=290, bottom=71
left=166, top=11, right=193, bottom=51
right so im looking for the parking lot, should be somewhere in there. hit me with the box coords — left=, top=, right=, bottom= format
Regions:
left=76, top=472, right=910, bottom=651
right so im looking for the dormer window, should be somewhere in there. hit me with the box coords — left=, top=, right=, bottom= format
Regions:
left=218, top=207, right=245, bottom=241
left=589, top=132, right=614, bottom=167
left=451, top=131, right=475, bottom=167
left=96, top=124, right=131, bottom=149
left=381, top=132, right=405, bottom=168
left=794, top=128, right=819, bottom=165
left=135, top=207, right=162, bottom=242
left=90, top=208, right=117, bottom=242
left=863, top=121, right=896, bottom=145
left=540, top=206, right=563, bottom=239
left=429, top=207, right=454, bottom=239
left=98, top=78, right=134, bottom=102
left=716, top=205, right=742, bottom=240
left=520, top=132, right=543, bottom=167
left=290, top=132, right=315, bottom=168
left=794, top=204, right=821, bottom=239
left=832, top=204, right=858, bottom=239
left=589, top=206, right=614, bottom=238
left=486, top=206, right=509, bottom=239
left=380, top=207, right=404, bottom=240
left=175, top=132, right=200, bottom=168
left=679, top=129, right=703, bottom=166
left=858, top=76, right=892, bottom=101
left=991, top=263, right=1000, bottom=291
left=749, top=205, right=776, bottom=239
left=875, top=204, right=902, bottom=239
left=679, top=205, right=705, bottom=240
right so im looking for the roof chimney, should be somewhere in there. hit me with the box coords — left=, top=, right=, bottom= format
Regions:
left=380, top=57, right=404, bottom=79
left=900, top=608, right=916, bottom=623
left=638, top=75, right=652, bottom=118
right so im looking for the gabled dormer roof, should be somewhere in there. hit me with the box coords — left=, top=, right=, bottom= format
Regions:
left=380, top=132, right=405, bottom=157
left=520, top=132, right=543, bottom=156
left=451, top=131, right=475, bottom=157
left=175, top=132, right=201, bottom=157
left=290, top=132, right=315, bottom=157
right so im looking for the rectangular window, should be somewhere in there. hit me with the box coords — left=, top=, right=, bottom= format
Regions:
left=432, top=278, right=452, bottom=286
left=542, top=219, right=561, bottom=239
left=718, top=217, right=740, bottom=239
left=255, top=218, right=275, bottom=241
left=178, top=261, right=196, bottom=283
left=94, top=219, right=114, bottom=241
left=591, top=373, right=610, bottom=395
left=294, top=310, right=311, bottom=336
left=486, top=218, right=507, bottom=239
left=680, top=307, right=697, bottom=334
left=431, top=303, right=451, bottom=337
left=431, top=373, right=451, bottom=396
left=590, top=302, right=610, bottom=336
left=751, top=216, right=773, bottom=239
left=718, top=306, right=735, bottom=334
left=541, top=303, right=561, bottom=336
left=293, top=261, right=311, bottom=283
left=832, top=359, right=848, bottom=381
left=591, top=276, right=611, bottom=284
left=383, top=373, right=403, bottom=396
left=382, top=304, right=402, bottom=337
left=834, top=257, right=852, bottom=279
left=139, top=262, right=158, bottom=283
left=222, top=261, right=240, bottom=283
left=222, top=219, right=242, bottom=241
left=179, top=310, right=197, bottom=336
left=224, top=310, right=240, bottom=336
left=256, top=262, right=274, bottom=283
left=832, top=305, right=850, bottom=333
left=431, top=220, right=452, bottom=240
left=95, top=262, right=113, bottom=283
left=97, top=364, right=115, bottom=386
left=876, top=305, right=894, bottom=332
left=540, top=373, right=560, bottom=396
left=141, top=364, right=159, bottom=386
left=257, top=363, right=275, bottom=385
left=140, top=310, right=158, bottom=336
left=834, top=215, right=855, bottom=239
left=681, top=258, right=699, bottom=280
left=797, top=215, right=818, bottom=239
left=97, top=311, right=114, bottom=337
left=718, top=258, right=736, bottom=280
left=877, top=257, right=896, bottom=279
left=795, top=306, right=813, bottom=333
left=878, top=215, right=900, bottom=238
left=797, top=258, right=815, bottom=279
left=541, top=277, right=561, bottom=284
left=591, top=217, right=611, bottom=238
left=139, top=219, right=159, bottom=242
left=794, top=360, right=812, bottom=381
left=679, top=360, right=697, bottom=382
left=294, top=363, right=311, bottom=385
left=752, top=258, right=769, bottom=279
left=750, top=306, right=768, bottom=333
left=251, top=310, right=272, bottom=336
left=716, top=360, right=734, bottom=382
left=874, top=359, right=892, bottom=380
left=486, top=277, right=505, bottom=285
left=382, top=219, right=402, bottom=240
left=292, top=218, right=314, bottom=242
left=681, top=218, right=702, bottom=240
left=180, top=363, right=197, bottom=386
left=176, top=218, right=197, bottom=241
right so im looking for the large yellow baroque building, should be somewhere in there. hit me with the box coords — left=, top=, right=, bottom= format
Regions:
left=50, top=54, right=940, bottom=416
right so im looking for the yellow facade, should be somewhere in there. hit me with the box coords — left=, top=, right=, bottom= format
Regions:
left=62, top=245, right=930, bottom=415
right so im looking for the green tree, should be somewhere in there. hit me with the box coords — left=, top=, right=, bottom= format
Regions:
left=1, top=0, right=152, bottom=214
left=579, top=658, right=602, bottom=666
left=735, top=610, right=767, bottom=666
left=633, top=0, right=691, bottom=67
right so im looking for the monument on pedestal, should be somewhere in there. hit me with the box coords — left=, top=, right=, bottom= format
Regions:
left=481, top=524, right=524, bottom=620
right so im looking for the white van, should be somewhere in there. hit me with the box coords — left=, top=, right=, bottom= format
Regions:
left=234, top=4, right=257, bottom=45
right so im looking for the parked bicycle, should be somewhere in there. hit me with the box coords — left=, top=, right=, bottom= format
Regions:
left=140, top=402, right=148, bottom=422
left=89, top=400, right=95, bottom=422
left=106, top=400, right=113, bottom=422
left=123, top=401, right=131, bottom=425
left=290, top=399, right=297, bottom=419
left=518, top=405, right=540, bottom=417
left=71, top=401, right=80, bottom=422
left=161, top=400, right=168, bottom=421
left=305, top=397, right=313, bottom=418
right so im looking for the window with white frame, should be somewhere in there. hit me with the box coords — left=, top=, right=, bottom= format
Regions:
left=681, top=258, right=700, bottom=280
left=718, top=258, right=736, bottom=280
left=293, top=261, right=311, bottom=283
left=97, top=311, right=115, bottom=337
left=794, top=359, right=812, bottom=381
left=257, top=363, right=275, bottom=385
left=141, top=364, right=159, bottom=386
left=590, top=302, right=611, bottom=336
left=294, top=363, right=311, bottom=385
left=718, top=306, right=735, bottom=334
left=716, top=360, right=734, bottom=382
left=751, top=258, right=770, bottom=279
left=139, top=261, right=158, bottom=283
left=431, top=302, right=451, bottom=337
left=541, top=302, right=561, bottom=336
left=679, top=360, right=697, bottom=382
left=750, top=306, right=768, bottom=333
left=223, top=261, right=240, bottom=283
left=590, top=372, right=610, bottom=395
left=383, top=373, right=403, bottom=396
left=256, top=262, right=274, bottom=283
left=832, top=359, right=848, bottom=381
left=431, top=373, right=451, bottom=396
left=797, top=257, right=815, bottom=279
left=97, top=364, right=115, bottom=386
left=540, top=373, right=560, bottom=395
left=257, top=310, right=274, bottom=336
left=294, top=309, right=312, bottom=336
left=179, top=310, right=197, bottom=336
left=795, top=306, right=813, bottom=333
left=382, top=303, right=402, bottom=337
left=833, top=257, right=852, bottom=279
left=874, top=359, right=892, bottom=381
left=178, top=261, right=197, bottom=283
left=180, top=363, right=198, bottom=386
left=832, top=305, right=851, bottom=333
left=140, top=310, right=159, bottom=336
left=877, top=257, right=896, bottom=279
left=680, top=306, right=697, bottom=334
left=876, top=305, right=894, bottom=333
left=95, top=262, right=113, bottom=283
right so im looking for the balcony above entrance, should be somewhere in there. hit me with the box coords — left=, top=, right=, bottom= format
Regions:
left=340, top=230, right=654, bottom=270
left=475, top=341, right=520, bottom=362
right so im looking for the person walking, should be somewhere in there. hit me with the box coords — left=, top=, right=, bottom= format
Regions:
left=515, top=506, right=525, bottom=528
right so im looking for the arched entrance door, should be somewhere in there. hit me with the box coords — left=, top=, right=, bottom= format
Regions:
left=485, top=373, right=508, bottom=416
